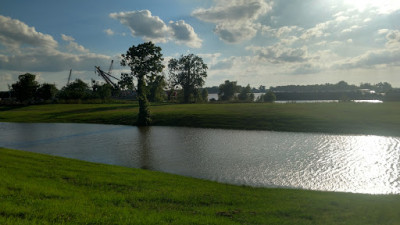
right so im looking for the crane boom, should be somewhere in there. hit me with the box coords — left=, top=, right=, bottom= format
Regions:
left=67, top=69, right=72, bottom=85
left=95, top=62, right=120, bottom=89
left=108, top=60, right=114, bottom=75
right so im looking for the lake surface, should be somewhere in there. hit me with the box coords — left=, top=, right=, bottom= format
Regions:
left=207, top=93, right=383, bottom=103
left=1, top=122, right=399, bottom=194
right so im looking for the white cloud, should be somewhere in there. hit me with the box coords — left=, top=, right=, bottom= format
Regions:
left=168, top=20, right=202, bottom=48
left=300, top=21, right=332, bottom=40
left=385, top=30, right=400, bottom=47
left=0, top=16, right=110, bottom=73
left=110, top=10, right=202, bottom=48
left=104, top=28, right=115, bottom=36
left=0, top=15, right=57, bottom=51
left=247, top=44, right=309, bottom=63
left=61, top=34, right=75, bottom=42
left=110, top=10, right=169, bottom=43
left=61, top=34, right=89, bottom=53
left=192, top=0, right=272, bottom=43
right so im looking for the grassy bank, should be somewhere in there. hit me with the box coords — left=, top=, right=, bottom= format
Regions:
left=1, top=102, right=399, bottom=136
left=1, top=147, right=400, bottom=225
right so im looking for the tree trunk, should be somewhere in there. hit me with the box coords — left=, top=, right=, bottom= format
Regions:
left=183, top=87, right=191, bottom=103
left=137, top=75, right=151, bottom=126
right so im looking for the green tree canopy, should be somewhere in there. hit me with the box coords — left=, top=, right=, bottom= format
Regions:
left=218, top=80, right=239, bottom=101
left=121, top=42, right=164, bottom=125
left=11, top=73, right=39, bottom=103
left=262, top=91, right=276, bottom=103
left=58, top=79, right=91, bottom=100
left=238, top=84, right=254, bottom=102
left=168, top=54, right=208, bottom=103
left=36, top=83, right=58, bottom=101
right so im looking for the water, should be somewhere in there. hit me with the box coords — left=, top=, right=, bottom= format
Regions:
left=207, top=93, right=383, bottom=103
left=1, top=122, right=399, bottom=194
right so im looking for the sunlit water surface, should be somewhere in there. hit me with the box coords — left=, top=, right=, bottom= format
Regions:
left=0, top=122, right=399, bottom=194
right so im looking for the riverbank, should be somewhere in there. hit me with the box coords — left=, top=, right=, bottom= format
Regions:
left=1, top=147, right=399, bottom=225
left=1, top=102, right=399, bottom=136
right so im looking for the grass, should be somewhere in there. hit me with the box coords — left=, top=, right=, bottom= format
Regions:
left=1, top=147, right=400, bottom=225
left=0, top=102, right=399, bottom=136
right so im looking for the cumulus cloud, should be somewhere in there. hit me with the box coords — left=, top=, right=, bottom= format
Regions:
left=104, top=28, right=115, bottom=36
left=0, top=16, right=110, bottom=72
left=337, top=48, right=400, bottom=69
left=168, top=20, right=202, bottom=48
left=110, top=10, right=202, bottom=48
left=110, top=10, right=169, bottom=43
left=0, top=15, right=57, bottom=51
left=385, top=30, right=400, bottom=47
left=192, top=0, right=272, bottom=43
left=247, top=44, right=309, bottom=63
left=61, top=34, right=89, bottom=53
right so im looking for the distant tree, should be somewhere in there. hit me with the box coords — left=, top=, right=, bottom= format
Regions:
left=374, top=82, right=392, bottom=93
left=11, top=73, right=39, bottom=103
left=58, top=79, right=91, bottom=100
left=92, top=82, right=112, bottom=101
left=218, top=80, right=239, bottom=101
left=168, top=54, right=208, bottom=103
left=238, top=84, right=254, bottom=102
left=201, top=89, right=208, bottom=102
left=147, top=74, right=166, bottom=102
left=36, top=83, right=58, bottom=101
left=121, top=42, right=164, bottom=125
left=262, top=91, right=276, bottom=103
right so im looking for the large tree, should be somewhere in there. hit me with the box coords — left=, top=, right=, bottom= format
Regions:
left=121, top=42, right=164, bottom=125
left=168, top=54, right=208, bottom=103
left=12, top=73, right=40, bottom=103
left=218, top=80, right=239, bottom=101
left=58, top=79, right=91, bottom=100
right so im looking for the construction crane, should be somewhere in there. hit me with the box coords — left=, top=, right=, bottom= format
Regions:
left=67, top=69, right=72, bottom=85
left=95, top=60, right=120, bottom=89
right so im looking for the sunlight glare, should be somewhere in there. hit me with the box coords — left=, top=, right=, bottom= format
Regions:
left=341, top=0, right=400, bottom=13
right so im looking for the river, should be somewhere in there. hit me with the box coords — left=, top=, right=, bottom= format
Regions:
left=0, top=122, right=398, bottom=194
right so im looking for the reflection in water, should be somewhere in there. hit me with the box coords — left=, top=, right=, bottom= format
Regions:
left=0, top=122, right=399, bottom=194
left=138, top=126, right=151, bottom=170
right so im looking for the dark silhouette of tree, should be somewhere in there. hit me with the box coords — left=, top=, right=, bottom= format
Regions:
left=11, top=73, right=39, bottom=103
left=218, top=80, right=239, bottom=101
left=92, top=82, right=112, bottom=101
left=36, top=83, right=58, bottom=101
left=201, top=89, right=208, bottom=102
left=121, top=42, right=164, bottom=125
left=58, top=79, right=91, bottom=100
left=147, top=74, right=166, bottom=102
left=168, top=54, right=208, bottom=103
left=262, top=91, right=276, bottom=102
left=238, top=84, right=254, bottom=102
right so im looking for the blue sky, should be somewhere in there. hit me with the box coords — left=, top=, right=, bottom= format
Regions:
left=1, top=0, right=400, bottom=91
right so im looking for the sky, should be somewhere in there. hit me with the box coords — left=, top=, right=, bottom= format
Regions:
left=0, top=0, right=399, bottom=91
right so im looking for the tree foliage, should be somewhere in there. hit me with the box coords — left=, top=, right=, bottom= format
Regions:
left=218, top=80, right=239, bottom=101
left=168, top=54, right=208, bottom=103
left=121, top=42, right=164, bottom=125
left=37, top=83, right=58, bottom=101
left=147, top=74, right=166, bottom=102
left=11, top=73, right=39, bottom=103
left=58, top=79, right=91, bottom=100
left=238, top=84, right=254, bottom=102
left=92, top=82, right=112, bottom=101
left=260, top=91, right=276, bottom=103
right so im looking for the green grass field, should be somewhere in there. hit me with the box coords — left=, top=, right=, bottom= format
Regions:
left=1, top=148, right=400, bottom=225
left=1, top=102, right=399, bottom=136
left=1, top=103, right=400, bottom=224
